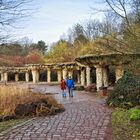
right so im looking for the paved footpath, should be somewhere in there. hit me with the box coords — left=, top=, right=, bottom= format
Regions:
left=0, top=84, right=112, bottom=140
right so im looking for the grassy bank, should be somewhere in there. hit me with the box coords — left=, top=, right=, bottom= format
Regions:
left=0, top=119, right=28, bottom=133
left=111, top=108, right=140, bottom=140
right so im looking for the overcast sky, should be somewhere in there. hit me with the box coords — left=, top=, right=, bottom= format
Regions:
left=14, top=0, right=105, bottom=44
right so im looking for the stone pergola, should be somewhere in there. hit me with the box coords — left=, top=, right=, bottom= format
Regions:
left=75, top=53, right=140, bottom=91
left=0, top=62, right=88, bottom=85
left=0, top=53, right=140, bottom=91
left=0, top=66, right=27, bottom=82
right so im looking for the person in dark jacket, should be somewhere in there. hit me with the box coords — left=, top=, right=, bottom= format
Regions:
left=60, top=79, right=66, bottom=97
left=66, top=76, right=74, bottom=97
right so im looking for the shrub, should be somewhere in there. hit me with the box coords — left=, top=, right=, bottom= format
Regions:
left=73, top=85, right=84, bottom=91
left=107, top=72, right=140, bottom=108
left=84, top=84, right=96, bottom=92
left=128, top=108, right=140, bottom=121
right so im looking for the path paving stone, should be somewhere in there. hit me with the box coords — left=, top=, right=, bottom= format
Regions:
left=0, top=84, right=112, bottom=140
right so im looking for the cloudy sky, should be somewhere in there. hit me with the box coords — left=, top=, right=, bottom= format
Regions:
left=14, top=0, right=105, bottom=44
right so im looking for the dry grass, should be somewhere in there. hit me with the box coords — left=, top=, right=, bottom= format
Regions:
left=0, top=85, right=61, bottom=116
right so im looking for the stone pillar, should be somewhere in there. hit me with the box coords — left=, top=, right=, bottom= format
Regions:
left=25, top=72, right=29, bottom=82
left=3, top=72, right=8, bottom=82
left=81, top=68, right=85, bottom=86
left=86, top=66, right=91, bottom=86
left=77, top=71, right=80, bottom=84
left=96, top=65, right=103, bottom=91
left=15, top=73, right=19, bottom=82
left=47, top=68, right=51, bottom=83
left=68, top=70, right=73, bottom=78
left=102, top=67, right=109, bottom=87
left=32, top=69, right=39, bottom=83
left=57, top=70, right=62, bottom=82
left=1, top=73, right=4, bottom=81
left=62, top=68, right=67, bottom=80
left=115, top=65, right=124, bottom=82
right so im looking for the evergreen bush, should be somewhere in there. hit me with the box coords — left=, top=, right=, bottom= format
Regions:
left=107, top=72, right=140, bottom=108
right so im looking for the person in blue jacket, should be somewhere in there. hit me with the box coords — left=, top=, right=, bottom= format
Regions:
left=66, top=76, right=74, bottom=97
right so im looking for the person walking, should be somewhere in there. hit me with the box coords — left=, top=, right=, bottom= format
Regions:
left=60, top=79, right=66, bottom=97
left=66, top=76, right=74, bottom=97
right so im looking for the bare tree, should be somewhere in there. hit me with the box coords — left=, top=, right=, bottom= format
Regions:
left=132, top=0, right=140, bottom=22
left=18, top=37, right=32, bottom=48
left=84, top=19, right=101, bottom=40
left=0, top=0, right=32, bottom=43
left=91, top=0, right=140, bottom=53
left=67, top=23, right=85, bottom=43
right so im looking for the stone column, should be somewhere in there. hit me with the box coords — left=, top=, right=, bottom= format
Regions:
left=47, top=68, right=51, bottom=83
left=86, top=66, right=91, bottom=86
left=62, top=68, right=67, bottom=80
left=81, top=68, right=85, bottom=86
left=102, top=67, right=109, bottom=87
left=1, top=73, right=4, bottom=81
left=15, top=73, right=19, bottom=82
left=3, top=72, right=8, bottom=82
left=77, top=71, right=80, bottom=84
left=115, top=65, right=124, bottom=82
left=57, top=70, right=62, bottom=82
left=68, top=70, right=73, bottom=78
left=25, top=72, right=29, bottom=82
left=96, top=65, right=103, bottom=91
left=32, top=69, right=39, bottom=83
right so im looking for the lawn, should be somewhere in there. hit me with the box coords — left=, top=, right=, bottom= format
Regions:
left=111, top=108, right=140, bottom=140
left=0, top=119, right=28, bottom=133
